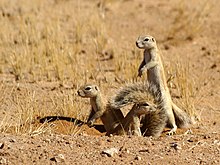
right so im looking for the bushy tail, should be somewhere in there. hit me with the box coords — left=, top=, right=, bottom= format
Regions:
left=109, top=83, right=155, bottom=109
left=172, top=102, right=193, bottom=128
left=109, top=83, right=193, bottom=129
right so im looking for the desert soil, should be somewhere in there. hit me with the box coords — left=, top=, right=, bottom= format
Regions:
left=0, top=0, right=220, bottom=164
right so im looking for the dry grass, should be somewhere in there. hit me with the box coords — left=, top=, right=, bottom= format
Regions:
left=0, top=0, right=199, bottom=135
left=166, top=61, right=198, bottom=121
left=0, top=82, right=87, bottom=135
left=166, top=0, right=214, bottom=43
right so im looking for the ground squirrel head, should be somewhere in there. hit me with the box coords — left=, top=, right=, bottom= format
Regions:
left=132, top=101, right=157, bottom=115
left=77, top=84, right=100, bottom=98
left=136, top=35, right=156, bottom=50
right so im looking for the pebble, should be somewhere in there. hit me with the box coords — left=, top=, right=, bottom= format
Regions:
left=125, top=149, right=130, bottom=154
left=9, top=138, right=16, bottom=143
left=50, top=154, right=65, bottom=163
left=139, top=149, right=150, bottom=153
left=102, top=148, right=119, bottom=157
left=213, top=140, right=220, bottom=146
left=135, top=156, right=141, bottom=160
left=0, top=143, right=4, bottom=149
left=0, top=157, right=7, bottom=164
left=170, top=142, right=182, bottom=150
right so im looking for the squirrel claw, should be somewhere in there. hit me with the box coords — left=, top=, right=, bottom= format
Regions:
left=167, top=127, right=177, bottom=136
left=167, top=131, right=175, bottom=136
left=87, top=120, right=94, bottom=127
left=137, top=72, right=142, bottom=77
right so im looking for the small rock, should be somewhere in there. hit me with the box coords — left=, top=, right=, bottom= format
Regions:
left=9, top=138, right=16, bottom=143
left=119, top=146, right=130, bottom=154
left=80, top=49, right=86, bottom=54
left=170, top=142, right=181, bottom=150
left=187, top=137, right=198, bottom=142
left=50, top=154, right=65, bottom=163
left=210, top=64, right=217, bottom=69
left=124, top=148, right=130, bottom=154
left=201, top=46, right=206, bottom=51
left=44, top=139, right=51, bottom=143
left=213, top=140, right=220, bottom=146
left=0, top=143, right=4, bottom=149
left=102, top=148, right=119, bottom=157
left=203, top=135, right=211, bottom=139
left=135, top=156, right=141, bottom=160
left=139, top=149, right=150, bottom=153
left=0, top=157, right=7, bottom=164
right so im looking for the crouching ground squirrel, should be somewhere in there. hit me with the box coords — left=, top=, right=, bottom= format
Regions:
left=112, top=101, right=159, bottom=136
left=136, top=35, right=192, bottom=134
left=77, top=84, right=159, bottom=136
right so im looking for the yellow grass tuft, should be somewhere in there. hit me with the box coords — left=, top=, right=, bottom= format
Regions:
left=166, top=60, right=199, bottom=122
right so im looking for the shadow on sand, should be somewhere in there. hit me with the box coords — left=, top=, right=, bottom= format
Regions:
left=39, top=116, right=106, bottom=133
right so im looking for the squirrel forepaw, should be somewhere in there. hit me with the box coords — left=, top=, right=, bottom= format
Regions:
left=138, top=68, right=145, bottom=77
left=167, top=126, right=177, bottom=136
left=137, top=72, right=143, bottom=77
left=87, top=120, right=94, bottom=127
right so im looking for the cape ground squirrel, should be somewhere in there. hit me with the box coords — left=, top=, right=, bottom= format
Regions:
left=136, top=35, right=192, bottom=134
left=110, top=83, right=191, bottom=136
left=113, top=102, right=166, bottom=137
left=77, top=84, right=124, bottom=134
left=110, top=83, right=167, bottom=137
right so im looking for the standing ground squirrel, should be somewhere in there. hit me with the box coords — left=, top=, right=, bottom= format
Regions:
left=136, top=35, right=192, bottom=134
left=77, top=84, right=124, bottom=134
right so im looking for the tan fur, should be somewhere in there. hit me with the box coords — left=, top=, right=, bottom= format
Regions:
left=77, top=84, right=124, bottom=134
left=110, top=83, right=167, bottom=137
left=111, top=102, right=166, bottom=137
left=110, top=83, right=192, bottom=128
left=78, top=84, right=161, bottom=136
left=136, top=35, right=192, bottom=134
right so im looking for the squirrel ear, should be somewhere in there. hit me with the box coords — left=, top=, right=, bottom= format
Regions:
left=94, top=86, right=99, bottom=91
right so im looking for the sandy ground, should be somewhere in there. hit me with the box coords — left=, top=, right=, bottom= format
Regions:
left=0, top=0, right=220, bottom=164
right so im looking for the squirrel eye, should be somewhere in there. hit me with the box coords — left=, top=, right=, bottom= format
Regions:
left=144, top=38, right=149, bottom=42
left=85, top=87, right=91, bottom=90
left=152, top=38, right=155, bottom=42
left=135, top=103, right=140, bottom=108
left=142, top=103, right=149, bottom=106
